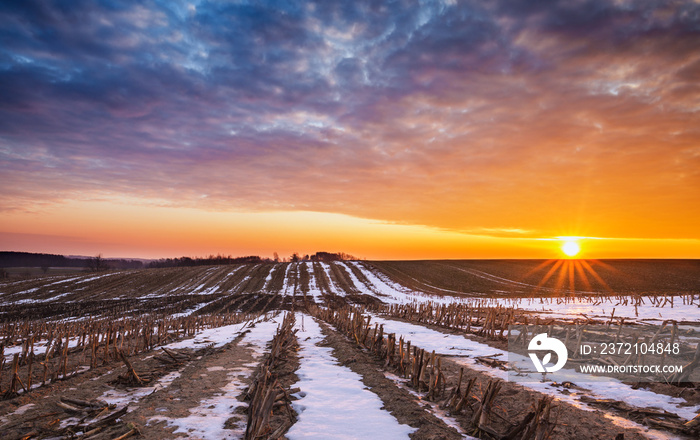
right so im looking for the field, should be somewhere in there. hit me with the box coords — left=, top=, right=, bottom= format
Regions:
left=369, top=260, right=700, bottom=297
left=0, top=260, right=698, bottom=439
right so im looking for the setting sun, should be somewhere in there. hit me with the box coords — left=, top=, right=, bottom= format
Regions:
left=561, top=240, right=581, bottom=258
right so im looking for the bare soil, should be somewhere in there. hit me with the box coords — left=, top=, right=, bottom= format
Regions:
left=0, top=332, right=264, bottom=439
left=369, top=259, right=700, bottom=297
left=314, top=319, right=464, bottom=439
left=314, top=316, right=680, bottom=440
left=383, top=313, right=700, bottom=409
left=1, top=261, right=698, bottom=439
left=313, top=318, right=657, bottom=440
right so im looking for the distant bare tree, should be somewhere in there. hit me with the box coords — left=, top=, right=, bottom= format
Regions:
left=87, top=254, right=106, bottom=272
left=273, top=252, right=279, bottom=262
left=290, top=252, right=300, bottom=262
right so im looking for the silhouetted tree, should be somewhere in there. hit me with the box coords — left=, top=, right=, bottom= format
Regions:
left=309, top=251, right=356, bottom=262
left=87, top=254, right=106, bottom=271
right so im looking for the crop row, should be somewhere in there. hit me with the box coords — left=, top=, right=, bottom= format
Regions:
left=0, top=312, right=250, bottom=399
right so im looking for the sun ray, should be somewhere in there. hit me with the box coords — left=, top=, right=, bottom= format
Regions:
left=574, top=260, right=592, bottom=292
left=521, top=240, right=621, bottom=297
left=523, top=259, right=557, bottom=280
left=568, top=260, right=575, bottom=293
left=536, top=259, right=564, bottom=292
left=587, top=259, right=621, bottom=274
left=580, top=259, right=614, bottom=293
left=554, top=260, right=569, bottom=293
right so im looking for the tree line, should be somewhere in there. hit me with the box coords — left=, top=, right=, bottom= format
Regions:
left=288, top=251, right=358, bottom=262
left=0, top=252, right=144, bottom=270
left=147, top=255, right=267, bottom=268
left=0, top=250, right=361, bottom=274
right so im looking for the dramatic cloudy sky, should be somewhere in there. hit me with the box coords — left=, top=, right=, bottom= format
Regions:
left=1, top=0, right=699, bottom=258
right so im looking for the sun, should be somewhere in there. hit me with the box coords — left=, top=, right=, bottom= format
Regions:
left=561, top=240, right=581, bottom=258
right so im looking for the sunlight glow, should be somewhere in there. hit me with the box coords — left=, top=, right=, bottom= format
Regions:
left=561, top=240, right=581, bottom=257
left=524, top=257, right=615, bottom=296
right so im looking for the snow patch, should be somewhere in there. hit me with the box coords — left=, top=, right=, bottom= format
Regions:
left=369, top=314, right=700, bottom=435
left=348, top=262, right=467, bottom=305
left=384, top=372, right=477, bottom=439
left=319, top=263, right=344, bottom=296
left=305, top=262, right=324, bottom=302
left=148, top=317, right=281, bottom=439
left=287, top=313, right=416, bottom=440
left=0, top=403, right=35, bottom=426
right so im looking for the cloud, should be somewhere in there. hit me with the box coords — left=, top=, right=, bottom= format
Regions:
left=0, top=0, right=699, bottom=241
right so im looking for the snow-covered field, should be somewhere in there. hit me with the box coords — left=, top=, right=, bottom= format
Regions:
left=344, top=262, right=463, bottom=305
left=148, top=316, right=282, bottom=439
left=1, top=261, right=698, bottom=439
left=287, top=313, right=416, bottom=440
left=369, top=313, right=698, bottom=439
left=489, top=295, right=700, bottom=323
left=344, top=262, right=700, bottom=323
left=304, top=262, right=324, bottom=302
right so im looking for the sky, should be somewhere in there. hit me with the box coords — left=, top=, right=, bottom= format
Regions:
left=1, top=0, right=699, bottom=260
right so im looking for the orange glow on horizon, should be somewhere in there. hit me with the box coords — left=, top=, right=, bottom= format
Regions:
left=1, top=198, right=698, bottom=260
